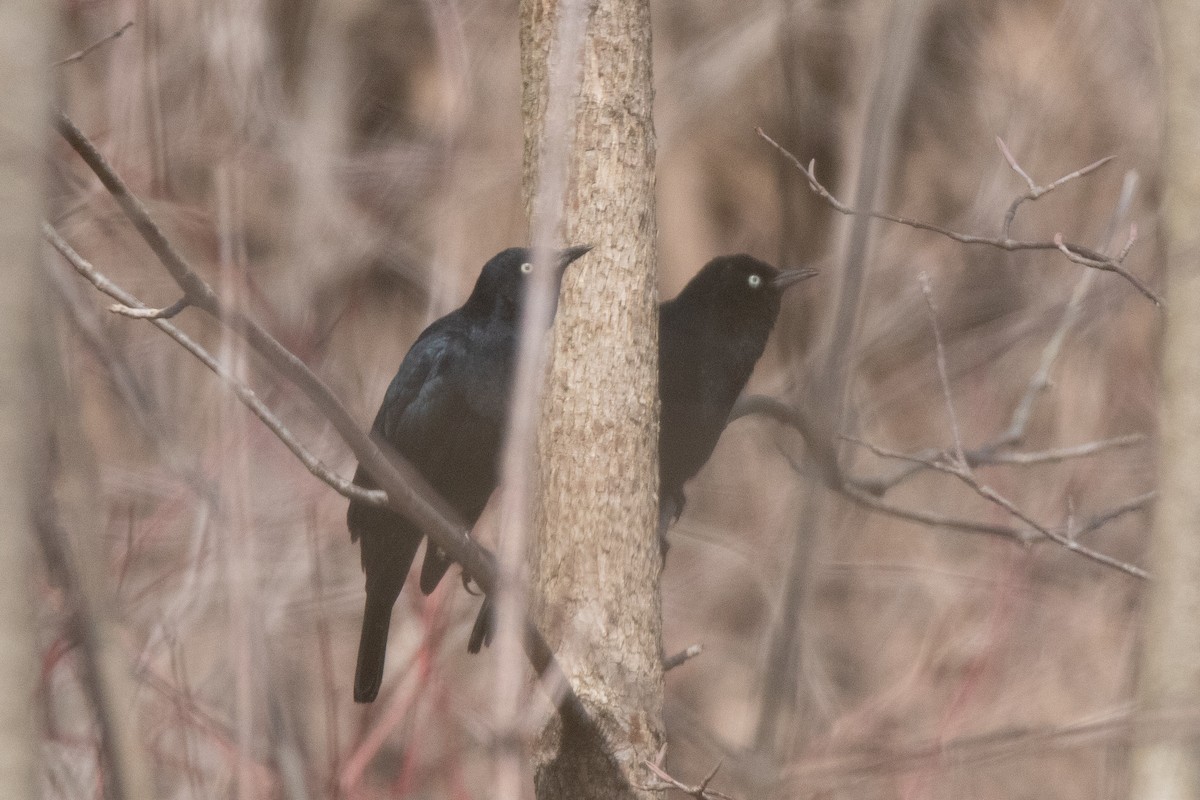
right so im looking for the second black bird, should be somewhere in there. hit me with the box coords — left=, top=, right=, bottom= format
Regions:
left=467, top=253, right=817, bottom=652
left=348, top=245, right=590, bottom=703
left=657, top=253, right=817, bottom=533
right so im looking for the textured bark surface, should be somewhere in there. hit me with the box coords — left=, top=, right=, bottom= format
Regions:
left=0, top=0, right=50, bottom=794
left=520, top=0, right=664, bottom=798
left=1130, top=1, right=1200, bottom=797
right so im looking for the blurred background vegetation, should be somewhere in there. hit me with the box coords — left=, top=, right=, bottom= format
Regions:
left=44, top=0, right=1162, bottom=797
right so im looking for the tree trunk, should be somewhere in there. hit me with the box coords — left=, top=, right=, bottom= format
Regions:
left=1130, top=1, right=1200, bottom=797
left=0, top=0, right=52, bottom=795
left=520, top=1, right=663, bottom=798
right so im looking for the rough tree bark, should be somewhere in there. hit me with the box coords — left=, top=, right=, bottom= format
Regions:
left=520, top=0, right=664, bottom=798
left=0, top=0, right=51, bottom=795
left=1129, top=1, right=1200, bottom=797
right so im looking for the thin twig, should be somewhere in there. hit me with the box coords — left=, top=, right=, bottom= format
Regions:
left=840, top=482, right=1028, bottom=541
left=54, top=112, right=219, bottom=311
left=996, top=137, right=1038, bottom=194
left=1051, top=229, right=1149, bottom=304
left=744, top=402, right=1146, bottom=548
left=847, top=434, right=1148, bottom=578
left=844, top=433, right=1145, bottom=469
left=44, top=223, right=384, bottom=509
left=663, top=644, right=704, bottom=672
left=843, top=435, right=944, bottom=469
left=999, top=170, right=1139, bottom=447
left=919, top=273, right=965, bottom=465
left=54, top=21, right=135, bottom=67
left=109, top=297, right=189, bottom=320
left=959, top=473, right=1148, bottom=578
left=997, top=137, right=1114, bottom=238
left=728, top=395, right=849, bottom=491
left=641, top=760, right=738, bottom=800
left=1069, top=491, right=1155, bottom=539
left=756, top=127, right=1162, bottom=306
left=978, top=434, right=1144, bottom=465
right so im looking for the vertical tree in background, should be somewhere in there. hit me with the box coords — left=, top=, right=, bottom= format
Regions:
left=0, top=0, right=51, bottom=794
left=520, top=0, right=663, bottom=798
left=1131, top=0, right=1200, bottom=797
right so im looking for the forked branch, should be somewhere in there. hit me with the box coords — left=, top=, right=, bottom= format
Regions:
left=756, top=127, right=1160, bottom=306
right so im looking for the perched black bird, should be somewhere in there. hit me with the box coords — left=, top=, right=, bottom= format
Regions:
left=656, top=254, right=817, bottom=531
left=466, top=253, right=817, bottom=652
left=349, top=245, right=591, bottom=703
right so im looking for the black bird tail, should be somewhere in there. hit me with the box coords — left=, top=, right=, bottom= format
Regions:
left=419, top=545, right=453, bottom=595
left=354, top=585, right=399, bottom=702
left=351, top=505, right=423, bottom=703
left=467, top=597, right=494, bottom=654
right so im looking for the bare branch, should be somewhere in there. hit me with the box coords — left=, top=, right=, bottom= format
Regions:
left=845, top=433, right=1145, bottom=470
left=663, top=644, right=704, bottom=672
left=996, top=136, right=1038, bottom=194
left=54, top=112, right=220, bottom=312
left=641, top=760, right=738, bottom=800
left=739, top=398, right=1144, bottom=552
left=919, top=272, right=965, bottom=465
left=44, top=223, right=384, bottom=509
left=728, top=395, right=848, bottom=491
left=755, top=126, right=1162, bottom=306
left=997, top=137, right=1115, bottom=238
left=1000, top=170, right=1140, bottom=447
left=744, top=399, right=1147, bottom=551
left=842, top=432, right=1149, bottom=577
left=958, top=473, right=1148, bottom=578
left=1069, top=491, right=1155, bottom=539
left=978, top=434, right=1145, bottom=465
left=54, top=21, right=135, bottom=67
left=1049, top=230, right=1153, bottom=308
left=108, top=297, right=188, bottom=320
left=840, top=482, right=1029, bottom=542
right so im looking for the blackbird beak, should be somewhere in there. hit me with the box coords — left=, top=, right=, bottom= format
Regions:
left=557, top=244, right=593, bottom=270
left=772, top=267, right=819, bottom=290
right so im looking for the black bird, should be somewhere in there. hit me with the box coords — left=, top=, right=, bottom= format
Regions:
left=466, top=253, right=817, bottom=652
left=349, top=245, right=591, bottom=703
left=656, top=254, right=816, bottom=532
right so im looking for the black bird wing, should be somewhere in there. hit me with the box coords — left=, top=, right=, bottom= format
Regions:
left=349, top=317, right=471, bottom=702
left=379, top=322, right=475, bottom=596
left=658, top=299, right=728, bottom=515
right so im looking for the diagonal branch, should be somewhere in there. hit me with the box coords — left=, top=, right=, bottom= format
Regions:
left=54, top=21, right=135, bottom=67
left=44, top=223, right=383, bottom=509
left=755, top=126, right=1162, bottom=306
left=844, top=435, right=1149, bottom=579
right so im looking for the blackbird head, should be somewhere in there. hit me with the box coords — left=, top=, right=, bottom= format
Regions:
left=465, top=245, right=592, bottom=320
left=675, top=253, right=817, bottom=327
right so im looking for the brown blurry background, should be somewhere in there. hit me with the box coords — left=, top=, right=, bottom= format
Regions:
left=43, top=0, right=1162, bottom=797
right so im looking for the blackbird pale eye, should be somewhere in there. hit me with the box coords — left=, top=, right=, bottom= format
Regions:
left=747, top=274, right=762, bottom=288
